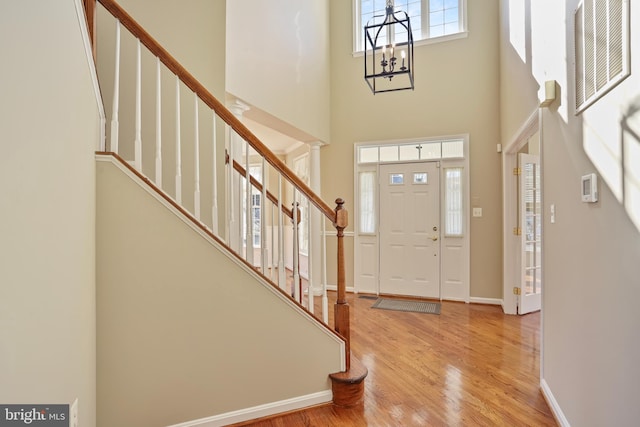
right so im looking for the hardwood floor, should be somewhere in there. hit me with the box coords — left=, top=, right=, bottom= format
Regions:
left=234, top=292, right=556, bottom=426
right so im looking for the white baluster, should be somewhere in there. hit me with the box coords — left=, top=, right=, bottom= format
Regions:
left=322, top=218, right=328, bottom=324
left=211, top=113, right=218, bottom=235
left=245, top=142, right=253, bottom=265
left=155, top=57, right=162, bottom=187
left=278, top=175, right=285, bottom=290
left=261, top=157, right=268, bottom=274
left=193, top=94, right=201, bottom=220
left=110, top=20, right=120, bottom=153
left=228, top=129, right=234, bottom=226
left=270, top=203, right=275, bottom=281
left=307, top=200, right=314, bottom=314
left=134, top=39, right=142, bottom=171
left=293, top=191, right=300, bottom=303
left=238, top=168, right=243, bottom=256
left=175, top=76, right=182, bottom=204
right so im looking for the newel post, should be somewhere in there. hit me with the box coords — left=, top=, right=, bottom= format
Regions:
left=334, top=198, right=350, bottom=370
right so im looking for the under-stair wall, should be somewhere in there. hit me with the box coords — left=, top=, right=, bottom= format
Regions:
left=96, top=156, right=344, bottom=426
left=0, top=1, right=102, bottom=426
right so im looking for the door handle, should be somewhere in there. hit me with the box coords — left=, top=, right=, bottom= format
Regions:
left=430, top=236, right=438, bottom=241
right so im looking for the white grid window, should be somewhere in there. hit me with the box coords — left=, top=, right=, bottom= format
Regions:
left=357, top=138, right=464, bottom=164
left=356, top=0, right=466, bottom=51
left=574, top=0, right=629, bottom=113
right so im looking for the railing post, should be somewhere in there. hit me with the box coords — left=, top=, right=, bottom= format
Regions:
left=334, top=198, right=350, bottom=370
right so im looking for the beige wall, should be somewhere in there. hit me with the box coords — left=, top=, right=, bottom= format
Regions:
left=0, top=1, right=101, bottom=426
left=226, top=0, right=331, bottom=143
left=328, top=0, right=503, bottom=298
left=97, top=0, right=226, bottom=232
left=96, top=160, right=343, bottom=426
left=500, top=0, right=640, bottom=424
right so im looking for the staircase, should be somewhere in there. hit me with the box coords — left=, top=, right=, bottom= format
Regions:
left=85, top=0, right=366, bottom=424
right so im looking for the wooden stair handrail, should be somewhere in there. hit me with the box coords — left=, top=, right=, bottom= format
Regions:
left=96, top=0, right=336, bottom=223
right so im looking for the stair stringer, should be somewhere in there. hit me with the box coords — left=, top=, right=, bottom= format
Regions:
left=96, top=154, right=345, bottom=427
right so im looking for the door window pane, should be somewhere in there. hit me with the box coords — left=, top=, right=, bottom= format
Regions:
left=445, top=167, right=463, bottom=236
left=380, top=145, right=399, bottom=162
left=390, top=173, right=404, bottom=184
left=359, top=146, right=379, bottom=163
left=414, top=172, right=428, bottom=184
left=442, top=139, right=464, bottom=158
left=359, top=171, right=376, bottom=233
left=399, top=144, right=420, bottom=161
left=420, top=143, right=441, bottom=159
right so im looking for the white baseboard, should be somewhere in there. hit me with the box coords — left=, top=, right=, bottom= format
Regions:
left=469, top=297, right=503, bottom=305
left=540, top=379, right=570, bottom=427
left=166, top=390, right=333, bottom=427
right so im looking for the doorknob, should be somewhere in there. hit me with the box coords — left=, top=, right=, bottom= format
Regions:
left=430, top=236, right=438, bottom=241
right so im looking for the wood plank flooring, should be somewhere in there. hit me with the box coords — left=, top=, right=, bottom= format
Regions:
left=234, top=292, right=556, bottom=426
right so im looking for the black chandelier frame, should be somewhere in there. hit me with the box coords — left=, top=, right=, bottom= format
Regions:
left=364, top=4, right=415, bottom=94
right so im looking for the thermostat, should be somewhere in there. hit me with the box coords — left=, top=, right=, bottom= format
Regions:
left=581, top=173, right=598, bottom=202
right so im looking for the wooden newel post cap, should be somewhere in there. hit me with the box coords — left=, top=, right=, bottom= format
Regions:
left=334, top=198, right=348, bottom=229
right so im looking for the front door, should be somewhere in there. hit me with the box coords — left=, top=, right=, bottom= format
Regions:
left=519, top=153, right=542, bottom=314
left=379, top=162, right=440, bottom=298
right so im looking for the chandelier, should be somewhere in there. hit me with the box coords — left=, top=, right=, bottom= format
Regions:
left=364, top=0, right=415, bottom=94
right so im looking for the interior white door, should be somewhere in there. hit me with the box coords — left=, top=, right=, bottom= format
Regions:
left=379, top=162, right=440, bottom=298
left=519, top=153, right=542, bottom=314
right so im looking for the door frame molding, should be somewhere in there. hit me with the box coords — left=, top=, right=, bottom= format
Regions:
left=502, top=109, right=540, bottom=314
left=353, top=135, right=469, bottom=301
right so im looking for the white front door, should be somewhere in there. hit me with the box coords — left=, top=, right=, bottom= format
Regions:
left=519, top=153, right=542, bottom=314
left=379, top=162, right=440, bottom=298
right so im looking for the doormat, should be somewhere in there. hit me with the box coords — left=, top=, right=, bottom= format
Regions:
left=371, top=298, right=441, bottom=315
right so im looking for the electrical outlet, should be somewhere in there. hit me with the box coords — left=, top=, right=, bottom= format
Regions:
left=472, top=207, right=483, bottom=217
left=70, top=398, right=78, bottom=427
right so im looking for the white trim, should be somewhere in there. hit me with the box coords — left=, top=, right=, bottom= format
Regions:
left=540, top=379, right=571, bottom=427
left=73, top=0, right=106, bottom=151
left=96, top=154, right=346, bottom=369
left=469, top=297, right=503, bottom=306
left=502, top=108, right=540, bottom=315
left=504, top=109, right=538, bottom=154
left=166, top=390, right=333, bottom=427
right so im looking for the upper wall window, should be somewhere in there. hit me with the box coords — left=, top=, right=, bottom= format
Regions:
left=574, top=0, right=630, bottom=114
left=357, top=138, right=464, bottom=164
left=354, top=0, right=467, bottom=52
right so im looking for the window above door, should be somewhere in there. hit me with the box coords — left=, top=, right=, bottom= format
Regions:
left=357, top=138, right=464, bottom=164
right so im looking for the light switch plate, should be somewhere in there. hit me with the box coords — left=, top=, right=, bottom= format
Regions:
left=473, top=207, right=482, bottom=217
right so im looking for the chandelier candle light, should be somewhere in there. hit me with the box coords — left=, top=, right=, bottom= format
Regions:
left=364, top=0, right=415, bottom=94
